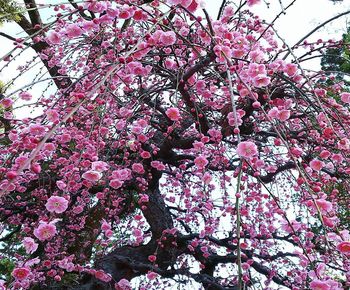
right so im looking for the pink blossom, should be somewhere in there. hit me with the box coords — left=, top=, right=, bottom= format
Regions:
left=46, top=109, right=59, bottom=122
left=12, top=267, right=31, bottom=281
left=309, top=159, right=324, bottom=171
left=0, top=98, right=13, bottom=108
left=82, top=170, right=102, bottom=182
left=34, top=222, right=57, bottom=241
left=23, top=237, right=38, bottom=254
left=65, top=24, right=83, bottom=38
left=95, top=270, right=112, bottom=282
left=148, top=255, right=157, bottom=262
left=132, top=163, right=145, bottom=174
left=45, top=196, right=69, bottom=214
left=236, top=141, right=258, bottom=158
left=283, top=63, right=298, bottom=77
left=29, top=124, right=46, bottom=136
left=146, top=271, right=158, bottom=280
left=194, top=156, right=209, bottom=169
left=160, top=31, right=176, bottom=46
left=310, top=280, right=331, bottom=290
left=166, top=107, right=181, bottom=121
left=277, top=109, right=291, bottom=121
left=19, top=92, right=32, bottom=101
left=337, top=241, right=350, bottom=254
left=315, top=199, right=333, bottom=213
left=247, top=0, right=261, bottom=6
left=92, top=161, right=109, bottom=172
left=110, top=179, right=123, bottom=189
left=252, top=74, right=270, bottom=87
left=340, top=92, right=350, bottom=104
left=47, top=31, right=61, bottom=44
left=115, top=278, right=132, bottom=290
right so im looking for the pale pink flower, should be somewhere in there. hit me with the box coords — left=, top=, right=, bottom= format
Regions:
left=65, top=24, right=83, bottom=38
left=194, top=156, right=209, bottom=169
left=277, top=109, right=290, bottom=121
left=166, top=107, right=181, bottom=121
left=23, top=237, right=38, bottom=254
left=47, top=31, right=61, bottom=44
left=340, top=92, right=350, bottom=104
left=34, top=222, right=57, bottom=241
left=29, top=124, right=46, bottom=136
left=82, top=170, right=102, bottom=182
left=12, top=267, right=31, bottom=281
left=310, top=280, right=331, bottom=290
left=283, top=63, right=298, bottom=77
left=110, top=179, right=123, bottom=189
left=115, top=278, right=132, bottom=290
left=310, top=159, right=324, bottom=171
left=19, top=92, right=32, bottom=101
left=46, top=109, right=59, bottom=122
left=247, top=0, right=261, bottom=6
left=252, top=74, right=270, bottom=87
left=315, top=199, right=333, bottom=213
left=337, top=241, right=350, bottom=254
left=45, top=196, right=68, bottom=214
left=160, top=31, right=176, bottom=46
left=91, top=161, right=109, bottom=172
left=236, top=141, right=258, bottom=158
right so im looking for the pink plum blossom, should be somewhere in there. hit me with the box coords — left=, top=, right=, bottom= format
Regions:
left=236, top=141, right=258, bottom=158
left=115, top=279, right=132, bottom=290
left=82, top=170, right=103, bottom=182
left=47, top=31, right=61, bottom=44
left=310, top=159, right=324, bottom=171
left=337, top=241, right=350, bottom=254
left=247, top=0, right=261, bottom=6
left=310, top=280, right=331, bottom=290
left=45, top=196, right=69, bottom=214
left=92, top=161, right=109, bottom=172
left=166, top=107, right=181, bottom=121
left=23, top=237, right=38, bottom=254
left=340, top=92, right=350, bottom=103
left=19, top=92, right=32, bottom=101
left=34, top=222, right=57, bottom=241
left=160, top=31, right=176, bottom=46
left=12, top=267, right=31, bottom=281
left=194, top=156, right=209, bottom=169
left=46, top=109, right=59, bottom=122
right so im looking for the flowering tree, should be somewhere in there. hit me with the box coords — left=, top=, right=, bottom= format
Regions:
left=0, top=0, right=350, bottom=289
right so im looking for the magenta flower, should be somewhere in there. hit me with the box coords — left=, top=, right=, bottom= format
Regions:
left=337, top=241, right=350, bottom=254
left=236, top=141, right=258, bottom=158
left=34, top=222, right=57, bottom=241
left=45, top=196, right=69, bottom=214
left=12, top=267, right=31, bottom=281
